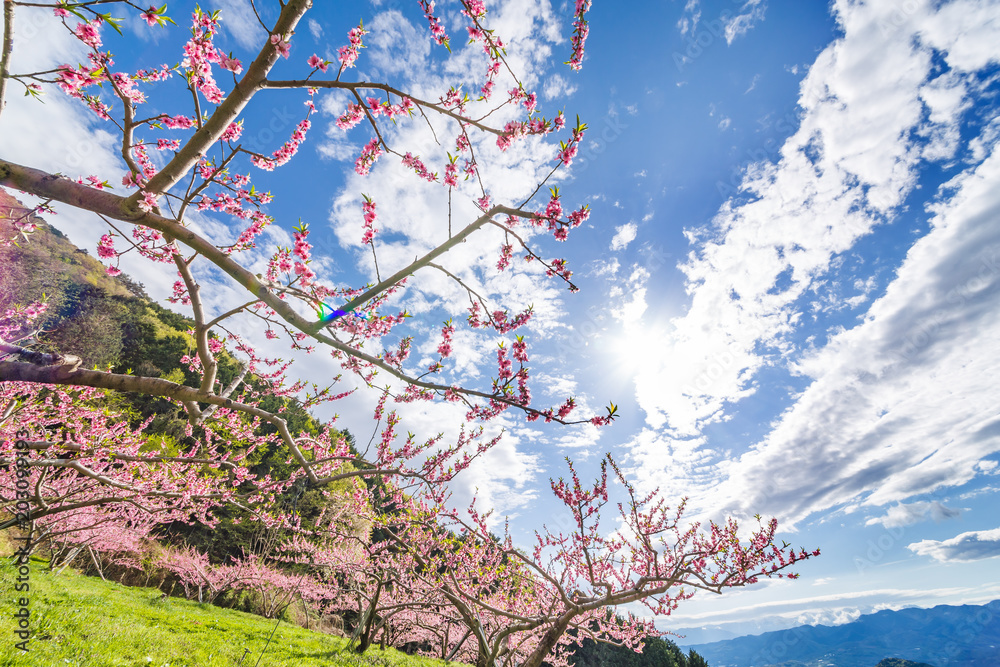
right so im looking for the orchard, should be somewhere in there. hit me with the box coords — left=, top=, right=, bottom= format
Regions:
left=0, top=2, right=816, bottom=666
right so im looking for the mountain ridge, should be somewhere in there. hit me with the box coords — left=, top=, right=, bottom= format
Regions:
left=682, top=599, right=999, bottom=667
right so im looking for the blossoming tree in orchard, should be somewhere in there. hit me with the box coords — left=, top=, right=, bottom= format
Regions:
left=0, top=0, right=602, bottom=529
left=368, top=455, right=818, bottom=667
left=0, top=2, right=820, bottom=665
left=0, top=0, right=613, bottom=526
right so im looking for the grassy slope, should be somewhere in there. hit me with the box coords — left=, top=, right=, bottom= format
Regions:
left=0, top=556, right=464, bottom=667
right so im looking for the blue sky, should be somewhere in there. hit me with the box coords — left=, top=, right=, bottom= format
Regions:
left=3, top=0, right=1000, bottom=645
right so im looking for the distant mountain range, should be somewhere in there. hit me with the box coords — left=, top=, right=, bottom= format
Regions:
left=680, top=600, right=999, bottom=667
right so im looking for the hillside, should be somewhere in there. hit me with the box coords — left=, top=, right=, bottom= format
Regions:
left=0, top=554, right=461, bottom=667
left=684, top=600, right=999, bottom=667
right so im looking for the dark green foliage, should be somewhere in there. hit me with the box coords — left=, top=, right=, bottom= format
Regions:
left=874, top=659, right=937, bottom=667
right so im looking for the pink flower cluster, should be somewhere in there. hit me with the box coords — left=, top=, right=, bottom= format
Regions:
left=555, top=119, right=586, bottom=166
left=496, top=243, right=514, bottom=271
left=76, top=175, right=110, bottom=190
left=336, top=103, right=365, bottom=130
left=220, top=120, right=243, bottom=143
left=365, top=95, right=415, bottom=119
left=418, top=0, right=449, bottom=47
left=568, top=0, right=593, bottom=71
left=437, top=321, right=455, bottom=358
left=252, top=119, right=311, bottom=171
left=137, top=190, right=160, bottom=213
left=140, top=6, right=172, bottom=28
left=112, top=72, right=146, bottom=105
left=156, top=138, right=181, bottom=151
left=219, top=54, right=243, bottom=74
left=182, top=9, right=225, bottom=104
left=508, top=87, right=538, bottom=115
left=292, top=227, right=316, bottom=285
left=444, top=160, right=459, bottom=187
left=307, top=54, right=329, bottom=73
left=337, top=22, right=367, bottom=69
left=74, top=19, right=103, bottom=49
left=529, top=189, right=588, bottom=243
left=460, top=6, right=508, bottom=101
left=232, top=211, right=271, bottom=250
left=402, top=153, right=437, bottom=182
left=439, top=87, right=466, bottom=113
left=361, top=196, right=378, bottom=245
left=467, top=301, right=533, bottom=335
left=162, top=114, right=195, bottom=129
left=270, top=34, right=290, bottom=59
left=97, top=233, right=117, bottom=259
left=355, top=138, right=383, bottom=176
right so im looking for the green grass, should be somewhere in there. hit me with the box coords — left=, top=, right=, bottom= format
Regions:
left=0, top=555, right=465, bottom=667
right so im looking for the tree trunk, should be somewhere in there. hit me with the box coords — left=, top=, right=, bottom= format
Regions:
left=520, top=615, right=573, bottom=667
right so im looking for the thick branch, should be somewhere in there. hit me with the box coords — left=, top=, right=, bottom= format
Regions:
left=0, top=0, right=13, bottom=119
left=0, top=163, right=582, bottom=423
left=0, top=359, right=317, bottom=484
left=137, top=0, right=312, bottom=198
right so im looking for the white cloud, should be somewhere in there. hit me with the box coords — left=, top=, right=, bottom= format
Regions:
left=621, top=0, right=1000, bottom=532
left=627, top=0, right=1000, bottom=439
left=708, top=136, right=1000, bottom=528
left=909, top=528, right=1000, bottom=562
left=209, top=0, right=267, bottom=50
left=724, top=0, right=768, bottom=45
left=308, top=18, right=323, bottom=40
left=610, top=222, right=638, bottom=251
left=865, top=501, right=962, bottom=529
left=543, top=74, right=577, bottom=100
left=677, top=0, right=702, bottom=37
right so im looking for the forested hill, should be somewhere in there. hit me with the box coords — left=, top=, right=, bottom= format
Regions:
left=1, top=187, right=711, bottom=667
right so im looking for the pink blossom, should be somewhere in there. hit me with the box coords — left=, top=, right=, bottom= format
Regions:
left=418, top=1, right=449, bottom=47
left=337, top=23, right=367, bottom=69
left=137, top=191, right=159, bottom=213
left=97, top=233, right=117, bottom=259
left=140, top=7, right=161, bottom=27
left=355, top=138, right=382, bottom=176
left=219, top=54, right=243, bottom=74
left=162, top=114, right=195, bottom=129
left=220, top=120, right=243, bottom=143
left=568, top=0, right=593, bottom=70
left=360, top=196, right=378, bottom=245
left=74, top=21, right=102, bottom=49
left=307, top=54, right=328, bottom=72
left=336, top=103, right=365, bottom=130
left=270, top=34, right=290, bottom=59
